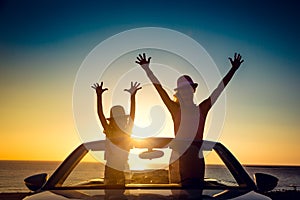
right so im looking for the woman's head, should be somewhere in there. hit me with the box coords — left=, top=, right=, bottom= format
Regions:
left=174, top=75, right=198, bottom=91
left=174, top=75, right=197, bottom=103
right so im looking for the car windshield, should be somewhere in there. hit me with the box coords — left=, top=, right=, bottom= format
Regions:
left=61, top=141, right=239, bottom=189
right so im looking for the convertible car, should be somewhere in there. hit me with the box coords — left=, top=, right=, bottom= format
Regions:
left=23, top=138, right=278, bottom=199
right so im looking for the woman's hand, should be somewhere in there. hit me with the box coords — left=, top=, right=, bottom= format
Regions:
left=229, top=53, right=244, bottom=70
left=136, top=53, right=151, bottom=71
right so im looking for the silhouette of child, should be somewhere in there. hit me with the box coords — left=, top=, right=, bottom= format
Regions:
left=92, top=82, right=141, bottom=187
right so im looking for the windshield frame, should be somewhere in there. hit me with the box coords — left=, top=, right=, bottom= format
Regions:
left=43, top=138, right=256, bottom=191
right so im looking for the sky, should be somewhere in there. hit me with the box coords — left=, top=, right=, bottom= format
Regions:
left=0, top=0, right=299, bottom=166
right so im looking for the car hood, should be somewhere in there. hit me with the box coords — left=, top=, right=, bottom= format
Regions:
left=23, top=189, right=271, bottom=200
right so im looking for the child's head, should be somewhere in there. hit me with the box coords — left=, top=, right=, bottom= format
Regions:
left=107, top=105, right=129, bottom=130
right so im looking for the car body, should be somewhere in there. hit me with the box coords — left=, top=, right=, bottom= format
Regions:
left=23, top=138, right=277, bottom=199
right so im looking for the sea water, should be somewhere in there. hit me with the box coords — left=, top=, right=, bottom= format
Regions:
left=0, top=161, right=299, bottom=193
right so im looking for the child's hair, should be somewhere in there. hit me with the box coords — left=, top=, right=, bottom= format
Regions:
left=108, top=105, right=129, bottom=126
left=105, top=105, right=131, bottom=137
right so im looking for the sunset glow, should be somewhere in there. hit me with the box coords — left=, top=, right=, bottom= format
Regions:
left=0, top=1, right=299, bottom=166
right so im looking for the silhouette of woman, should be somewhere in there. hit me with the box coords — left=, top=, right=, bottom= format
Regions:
left=136, top=53, right=243, bottom=188
left=92, top=81, right=141, bottom=187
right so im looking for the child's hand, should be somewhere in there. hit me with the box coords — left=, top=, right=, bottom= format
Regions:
left=124, top=82, right=142, bottom=95
left=91, top=82, right=108, bottom=95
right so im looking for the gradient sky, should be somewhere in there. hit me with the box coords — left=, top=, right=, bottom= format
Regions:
left=0, top=0, right=299, bottom=165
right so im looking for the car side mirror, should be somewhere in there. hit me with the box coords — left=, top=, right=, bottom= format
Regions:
left=24, top=173, right=48, bottom=191
left=254, top=173, right=278, bottom=192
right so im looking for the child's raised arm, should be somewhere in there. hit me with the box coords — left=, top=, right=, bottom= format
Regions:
left=92, top=82, right=109, bottom=131
left=124, top=81, right=142, bottom=122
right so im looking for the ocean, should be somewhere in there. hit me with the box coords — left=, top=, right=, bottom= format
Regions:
left=0, top=161, right=299, bottom=193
